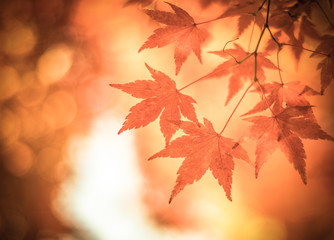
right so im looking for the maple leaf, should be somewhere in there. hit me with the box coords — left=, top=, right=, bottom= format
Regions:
left=138, top=2, right=209, bottom=75
left=286, top=0, right=312, bottom=18
left=310, top=35, right=334, bottom=94
left=220, top=0, right=265, bottom=36
left=269, top=10, right=304, bottom=60
left=265, top=16, right=320, bottom=56
left=110, top=64, right=198, bottom=145
left=242, top=81, right=320, bottom=116
left=149, top=118, right=251, bottom=203
left=268, top=3, right=321, bottom=60
left=298, top=16, right=321, bottom=43
left=203, top=43, right=276, bottom=105
left=244, top=106, right=334, bottom=183
left=265, top=31, right=282, bottom=52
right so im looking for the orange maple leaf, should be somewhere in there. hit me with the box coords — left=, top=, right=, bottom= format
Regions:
left=149, top=119, right=251, bottom=203
left=203, top=43, right=276, bottom=105
left=110, top=64, right=198, bottom=145
left=242, top=81, right=320, bottom=116
left=139, top=2, right=209, bottom=75
left=244, top=106, right=334, bottom=183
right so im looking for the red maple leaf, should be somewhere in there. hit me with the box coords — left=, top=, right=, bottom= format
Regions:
left=149, top=118, right=251, bottom=203
left=138, top=2, right=209, bottom=75
left=310, top=35, right=334, bottom=94
left=244, top=106, right=334, bottom=183
left=202, top=43, right=276, bottom=105
left=110, top=64, right=198, bottom=145
left=242, top=81, right=320, bottom=116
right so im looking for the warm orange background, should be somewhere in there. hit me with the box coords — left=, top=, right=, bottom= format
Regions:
left=0, top=0, right=333, bottom=239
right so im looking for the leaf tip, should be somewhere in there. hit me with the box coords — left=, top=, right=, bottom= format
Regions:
left=168, top=194, right=175, bottom=204
left=144, top=63, right=154, bottom=73
left=255, top=167, right=260, bottom=179
left=118, top=128, right=125, bottom=135
left=138, top=44, right=147, bottom=53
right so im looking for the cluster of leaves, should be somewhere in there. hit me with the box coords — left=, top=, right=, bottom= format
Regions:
left=111, top=0, right=334, bottom=203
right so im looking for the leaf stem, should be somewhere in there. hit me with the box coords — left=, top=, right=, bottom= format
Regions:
left=178, top=76, right=205, bottom=91
left=247, top=18, right=256, bottom=52
left=195, top=16, right=224, bottom=25
left=281, top=43, right=330, bottom=57
left=276, top=48, right=284, bottom=85
left=222, top=38, right=240, bottom=62
left=219, top=82, right=254, bottom=135
left=256, top=81, right=275, bottom=116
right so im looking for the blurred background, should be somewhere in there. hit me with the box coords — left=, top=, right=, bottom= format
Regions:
left=0, top=0, right=333, bottom=239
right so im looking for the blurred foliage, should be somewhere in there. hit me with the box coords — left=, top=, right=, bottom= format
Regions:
left=0, top=0, right=98, bottom=238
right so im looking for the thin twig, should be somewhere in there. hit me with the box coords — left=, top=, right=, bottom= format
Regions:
left=254, top=0, right=268, bottom=16
left=267, top=26, right=281, bottom=48
left=222, top=38, right=255, bottom=64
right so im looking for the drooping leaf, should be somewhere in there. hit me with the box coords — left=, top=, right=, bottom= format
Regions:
left=269, top=10, right=304, bottom=60
left=110, top=64, right=198, bottom=145
left=149, top=119, right=251, bottom=203
left=242, top=81, right=320, bottom=116
left=203, top=43, right=276, bottom=105
left=269, top=2, right=321, bottom=61
left=244, top=106, right=334, bottom=182
left=220, top=0, right=265, bottom=36
left=310, top=35, right=334, bottom=94
left=139, top=2, right=209, bottom=75
left=298, top=16, right=321, bottom=43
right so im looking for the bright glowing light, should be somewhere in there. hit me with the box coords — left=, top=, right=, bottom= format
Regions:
left=58, top=111, right=220, bottom=239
